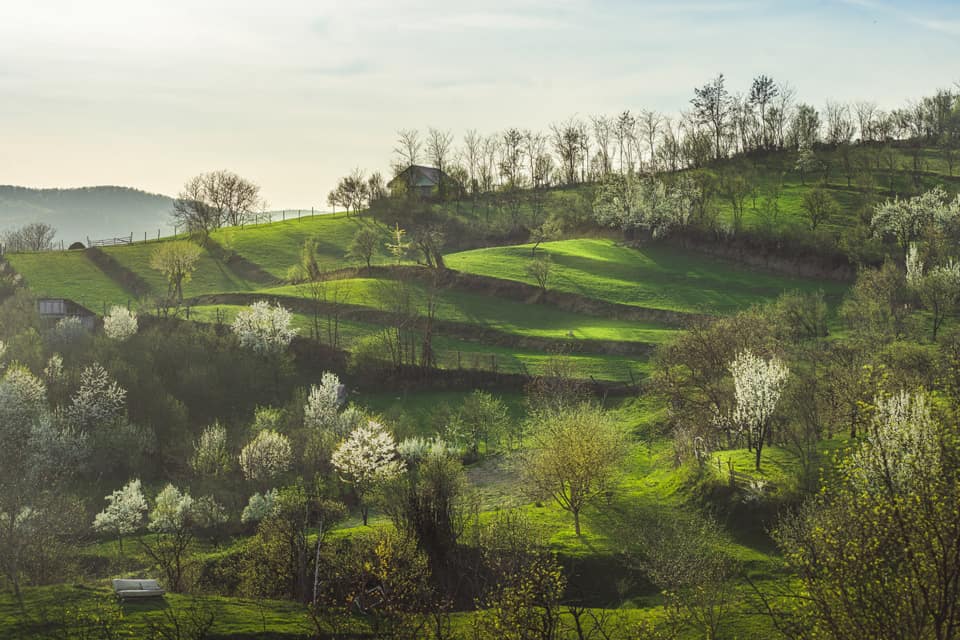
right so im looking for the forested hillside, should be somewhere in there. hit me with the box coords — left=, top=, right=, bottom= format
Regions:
left=0, top=185, right=173, bottom=246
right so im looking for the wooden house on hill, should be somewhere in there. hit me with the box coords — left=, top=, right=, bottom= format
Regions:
left=388, top=165, right=458, bottom=200
left=37, top=298, right=96, bottom=330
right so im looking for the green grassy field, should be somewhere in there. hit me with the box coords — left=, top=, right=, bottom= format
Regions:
left=189, top=303, right=650, bottom=382
left=211, top=213, right=395, bottom=278
left=446, top=238, right=848, bottom=314
left=5, top=250, right=132, bottom=311
left=104, top=241, right=260, bottom=298
left=264, top=279, right=679, bottom=344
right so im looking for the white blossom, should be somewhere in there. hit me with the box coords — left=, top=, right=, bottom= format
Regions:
left=239, top=429, right=293, bottom=483
left=93, top=478, right=147, bottom=539
left=241, top=489, right=277, bottom=524
left=231, top=301, right=298, bottom=355
left=0, top=364, right=48, bottom=428
left=67, top=363, right=126, bottom=429
left=729, top=349, right=789, bottom=451
left=332, top=421, right=405, bottom=492
left=304, top=372, right=346, bottom=433
left=871, top=186, right=959, bottom=250
left=851, top=391, right=939, bottom=493
left=190, top=422, right=231, bottom=476
left=398, top=436, right=459, bottom=463
left=103, top=306, right=138, bottom=341
left=52, top=316, right=87, bottom=343
left=593, top=173, right=698, bottom=239
left=148, top=484, right=195, bottom=533
left=906, top=243, right=924, bottom=289
left=0, top=340, right=6, bottom=368
left=43, top=354, right=63, bottom=381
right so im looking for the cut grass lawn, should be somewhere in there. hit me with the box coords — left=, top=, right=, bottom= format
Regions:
left=5, top=250, right=132, bottom=311
left=264, top=278, right=680, bottom=345
left=447, top=238, right=848, bottom=315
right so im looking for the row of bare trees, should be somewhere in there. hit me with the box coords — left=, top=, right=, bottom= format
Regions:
left=380, top=78, right=960, bottom=197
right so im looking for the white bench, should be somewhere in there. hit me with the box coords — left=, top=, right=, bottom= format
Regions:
left=112, top=578, right=165, bottom=600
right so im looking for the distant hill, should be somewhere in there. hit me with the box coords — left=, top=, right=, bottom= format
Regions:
left=0, top=185, right=174, bottom=246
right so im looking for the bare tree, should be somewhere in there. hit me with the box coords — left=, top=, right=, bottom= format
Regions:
left=551, top=118, right=585, bottom=185
left=499, top=129, right=525, bottom=189
left=769, top=81, right=797, bottom=149
left=523, top=130, right=549, bottom=190
left=824, top=100, right=856, bottom=146
left=854, top=101, right=878, bottom=142
left=639, top=110, right=663, bottom=172
left=426, top=128, right=454, bottom=198
left=590, top=114, right=614, bottom=177
left=172, top=170, right=263, bottom=240
left=462, top=129, right=483, bottom=197
left=393, top=128, right=421, bottom=175
left=614, top=110, right=637, bottom=173
left=1, top=222, right=56, bottom=252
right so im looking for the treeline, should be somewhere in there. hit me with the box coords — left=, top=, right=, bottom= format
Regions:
left=326, top=76, right=960, bottom=207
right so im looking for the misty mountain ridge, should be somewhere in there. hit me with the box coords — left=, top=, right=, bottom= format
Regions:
left=0, top=185, right=174, bottom=246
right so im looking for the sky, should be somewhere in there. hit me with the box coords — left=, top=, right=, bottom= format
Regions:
left=1, top=0, right=959, bottom=208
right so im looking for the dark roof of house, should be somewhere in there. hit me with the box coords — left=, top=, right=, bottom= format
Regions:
left=388, top=165, right=445, bottom=189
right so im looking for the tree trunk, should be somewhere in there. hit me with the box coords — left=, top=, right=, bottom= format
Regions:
left=573, top=509, right=581, bottom=536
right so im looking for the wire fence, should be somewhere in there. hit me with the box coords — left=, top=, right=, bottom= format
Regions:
left=0, top=208, right=336, bottom=256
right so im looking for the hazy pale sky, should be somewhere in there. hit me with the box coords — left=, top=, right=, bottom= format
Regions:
left=1, top=0, right=958, bottom=208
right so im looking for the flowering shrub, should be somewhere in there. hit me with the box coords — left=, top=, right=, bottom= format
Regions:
left=239, top=429, right=292, bottom=483
left=103, top=306, right=138, bottom=341
left=231, top=301, right=297, bottom=355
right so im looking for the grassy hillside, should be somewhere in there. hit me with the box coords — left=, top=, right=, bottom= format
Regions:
left=211, top=213, right=394, bottom=278
left=5, top=250, right=131, bottom=310
left=446, top=238, right=847, bottom=314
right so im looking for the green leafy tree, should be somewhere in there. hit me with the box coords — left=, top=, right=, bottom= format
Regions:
left=149, top=241, right=202, bottom=302
left=773, top=390, right=960, bottom=640
left=348, top=227, right=380, bottom=269
left=523, top=404, right=625, bottom=535
left=801, top=187, right=839, bottom=230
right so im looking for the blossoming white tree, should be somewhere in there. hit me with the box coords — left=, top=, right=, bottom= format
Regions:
left=93, top=478, right=147, bottom=552
left=239, top=429, right=293, bottom=485
left=241, top=489, right=277, bottom=524
left=231, top=301, right=298, bottom=355
left=67, top=363, right=126, bottom=429
left=190, top=422, right=231, bottom=476
left=303, top=372, right=346, bottom=433
left=43, top=354, right=63, bottom=382
left=729, top=349, right=789, bottom=470
left=871, top=186, right=960, bottom=261
left=142, top=484, right=197, bottom=592
left=851, top=391, right=938, bottom=493
left=915, top=260, right=960, bottom=341
left=103, top=305, right=138, bottom=341
left=0, top=365, right=85, bottom=601
left=331, top=420, right=404, bottom=525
